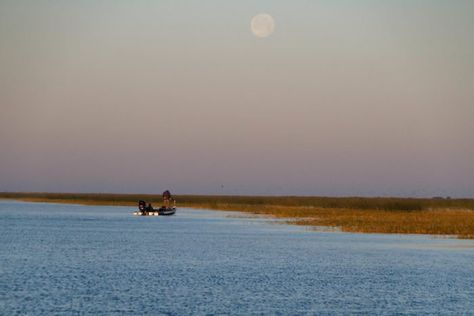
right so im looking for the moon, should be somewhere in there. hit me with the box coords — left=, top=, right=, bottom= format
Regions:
left=251, top=13, right=275, bottom=38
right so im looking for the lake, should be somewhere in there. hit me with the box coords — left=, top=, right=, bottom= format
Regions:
left=1, top=200, right=473, bottom=315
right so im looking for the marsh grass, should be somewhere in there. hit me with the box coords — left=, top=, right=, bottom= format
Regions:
left=1, top=192, right=473, bottom=238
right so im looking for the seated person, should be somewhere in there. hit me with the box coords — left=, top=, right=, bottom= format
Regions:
left=138, top=200, right=146, bottom=212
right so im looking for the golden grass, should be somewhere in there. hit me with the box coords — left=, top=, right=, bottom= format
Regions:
left=1, top=192, right=474, bottom=239
left=294, top=209, right=474, bottom=239
left=181, top=203, right=474, bottom=239
left=18, top=197, right=137, bottom=206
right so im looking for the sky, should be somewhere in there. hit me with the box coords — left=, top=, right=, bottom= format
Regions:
left=1, top=0, right=473, bottom=197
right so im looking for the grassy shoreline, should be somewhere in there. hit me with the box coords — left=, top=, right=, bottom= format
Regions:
left=1, top=192, right=474, bottom=239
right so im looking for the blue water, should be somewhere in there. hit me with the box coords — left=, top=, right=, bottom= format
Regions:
left=1, top=200, right=473, bottom=315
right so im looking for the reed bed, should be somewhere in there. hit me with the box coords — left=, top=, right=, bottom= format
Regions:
left=1, top=192, right=473, bottom=238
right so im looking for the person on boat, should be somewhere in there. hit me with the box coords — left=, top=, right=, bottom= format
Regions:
left=162, top=190, right=172, bottom=208
left=146, top=203, right=153, bottom=212
left=138, top=200, right=147, bottom=214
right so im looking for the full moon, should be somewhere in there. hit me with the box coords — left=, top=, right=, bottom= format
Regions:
left=251, top=13, right=275, bottom=38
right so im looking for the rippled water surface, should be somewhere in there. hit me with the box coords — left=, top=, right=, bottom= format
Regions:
left=1, top=200, right=473, bottom=315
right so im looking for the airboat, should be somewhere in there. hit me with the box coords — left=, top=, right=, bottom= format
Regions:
left=133, top=200, right=176, bottom=216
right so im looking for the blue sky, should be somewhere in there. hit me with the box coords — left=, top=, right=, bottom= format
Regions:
left=1, top=0, right=473, bottom=196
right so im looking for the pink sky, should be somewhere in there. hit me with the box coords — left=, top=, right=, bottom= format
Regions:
left=1, top=1, right=473, bottom=196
